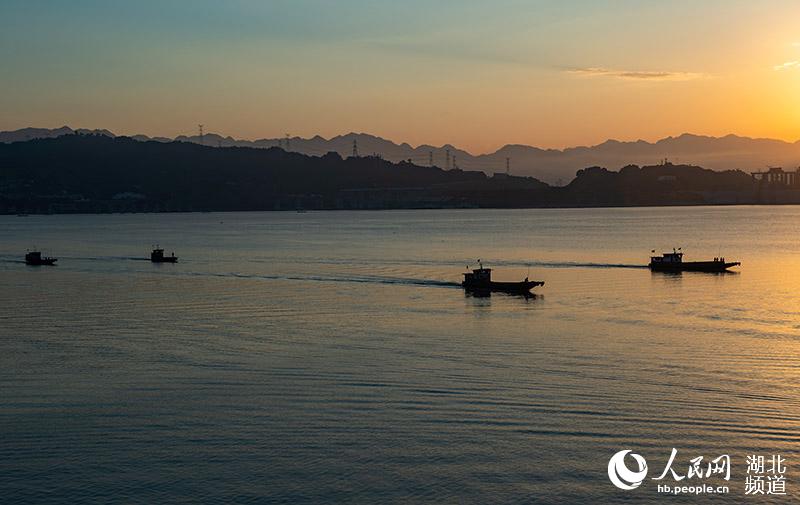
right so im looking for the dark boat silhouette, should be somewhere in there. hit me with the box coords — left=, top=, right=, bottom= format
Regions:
left=462, top=261, right=544, bottom=294
left=25, top=251, right=57, bottom=266
left=649, top=248, right=739, bottom=272
left=151, top=247, right=178, bottom=263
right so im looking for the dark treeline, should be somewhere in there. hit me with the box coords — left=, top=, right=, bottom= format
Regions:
left=0, top=134, right=794, bottom=214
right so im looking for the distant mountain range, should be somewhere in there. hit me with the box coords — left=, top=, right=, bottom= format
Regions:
left=2, top=126, right=799, bottom=185
left=5, top=134, right=790, bottom=215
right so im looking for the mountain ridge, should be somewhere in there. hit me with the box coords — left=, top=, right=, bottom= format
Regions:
left=2, top=126, right=798, bottom=184
left=4, top=134, right=789, bottom=215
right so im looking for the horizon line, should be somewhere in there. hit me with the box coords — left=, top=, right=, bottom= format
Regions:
left=2, top=124, right=799, bottom=157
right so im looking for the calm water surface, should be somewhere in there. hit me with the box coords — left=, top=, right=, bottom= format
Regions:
left=2, top=207, right=799, bottom=503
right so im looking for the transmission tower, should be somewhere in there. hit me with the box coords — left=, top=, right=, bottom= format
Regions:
left=429, top=151, right=433, bottom=167
left=453, top=155, right=457, bottom=170
left=352, top=139, right=359, bottom=158
left=198, top=124, right=204, bottom=146
left=285, top=133, right=291, bottom=151
left=446, top=149, right=450, bottom=170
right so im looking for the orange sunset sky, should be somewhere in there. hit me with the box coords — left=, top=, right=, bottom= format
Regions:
left=2, top=0, right=800, bottom=153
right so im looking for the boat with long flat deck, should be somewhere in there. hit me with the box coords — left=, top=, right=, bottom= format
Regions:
left=649, top=249, right=739, bottom=272
left=462, top=262, right=544, bottom=294
left=25, top=251, right=57, bottom=266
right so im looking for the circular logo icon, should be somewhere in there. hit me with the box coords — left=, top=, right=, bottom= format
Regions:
left=608, top=450, right=648, bottom=490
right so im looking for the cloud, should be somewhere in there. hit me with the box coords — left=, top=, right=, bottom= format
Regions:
left=774, top=60, right=800, bottom=71
left=567, top=67, right=705, bottom=81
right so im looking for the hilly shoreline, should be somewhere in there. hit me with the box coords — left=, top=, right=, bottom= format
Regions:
left=2, top=126, right=799, bottom=186
left=2, top=134, right=799, bottom=215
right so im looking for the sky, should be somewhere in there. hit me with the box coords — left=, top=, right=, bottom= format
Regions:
left=2, top=0, right=800, bottom=153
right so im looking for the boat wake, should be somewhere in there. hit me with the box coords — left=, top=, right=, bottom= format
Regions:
left=519, top=261, right=646, bottom=269
left=45, top=254, right=645, bottom=270
left=1, top=253, right=644, bottom=277
left=246, top=256, right=647, bottom=270
left=72, top=255, right=151, bottom=262
left=222, top=272, right=462, bottom=288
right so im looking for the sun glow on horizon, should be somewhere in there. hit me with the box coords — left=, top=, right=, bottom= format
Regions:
left=2, top=1, right=800, bottom=152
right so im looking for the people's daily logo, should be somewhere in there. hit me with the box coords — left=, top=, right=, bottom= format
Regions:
left=608, top=450, right=648, bottom=490
left=607, top=448, right=787, bottom=496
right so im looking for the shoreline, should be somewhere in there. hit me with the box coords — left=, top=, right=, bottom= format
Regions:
left=5, top=200, right=800, bottom=217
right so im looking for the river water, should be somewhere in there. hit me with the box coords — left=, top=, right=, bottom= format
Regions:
left=2, top=207, right=798, bottom=503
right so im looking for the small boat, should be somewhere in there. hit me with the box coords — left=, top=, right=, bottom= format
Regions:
left=462, top=262, right=544, bottom=294
left=151, top=247, right=178, bottom=263
left=649, top=248, right=740, bottom=272
left=25, top=251, right=57, bottom=266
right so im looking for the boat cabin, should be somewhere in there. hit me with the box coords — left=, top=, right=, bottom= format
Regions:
left=463, top=260, right=493, bottom=285
left=151, top=248, right=177, bottom=263
left=650, top=249, right=683, bottom=265
left=463, top=266, right=492, bottom=284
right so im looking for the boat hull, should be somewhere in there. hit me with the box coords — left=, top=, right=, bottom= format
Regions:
left=25, top=258, right=57, bottom=266
left=649, top=261, right=739, bottom=273
left=151, top=257, right=178, bottom=263
left=462, top=280, right=544, bottom=293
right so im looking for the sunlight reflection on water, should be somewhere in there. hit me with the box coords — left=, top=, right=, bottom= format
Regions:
left=1, top=207, right=799, bottom=503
